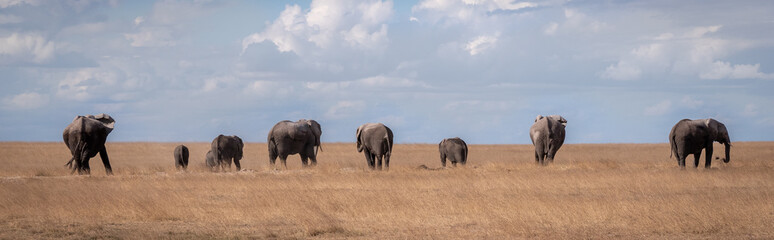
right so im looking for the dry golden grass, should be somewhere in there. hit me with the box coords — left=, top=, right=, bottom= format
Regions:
left=1, top=141, right=773, bottom=239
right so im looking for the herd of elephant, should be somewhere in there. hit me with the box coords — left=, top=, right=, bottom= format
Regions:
left=62, top=113, right=732, bottom=175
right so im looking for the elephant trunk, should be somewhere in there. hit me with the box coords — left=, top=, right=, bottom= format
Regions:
left=723, top=142, right=730, bottom=163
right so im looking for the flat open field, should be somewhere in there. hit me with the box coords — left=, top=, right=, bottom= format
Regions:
left=1, top=142, right=773, bottom=239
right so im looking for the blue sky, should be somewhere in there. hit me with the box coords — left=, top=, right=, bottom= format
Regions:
left=1, top=0, right=773, bottom=144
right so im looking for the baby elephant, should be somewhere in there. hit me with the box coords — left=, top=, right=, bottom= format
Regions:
left=439, top=137, right=468, bottom=167
left=174, top=145, right=189, bottom=170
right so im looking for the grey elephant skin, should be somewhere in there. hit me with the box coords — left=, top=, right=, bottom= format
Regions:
left=62, top=113, right=115, bottom=175
left=529, top=115, right=567, bottom=165
left=356, top=123, right=394, bottom=170
left=174, top=145, right=189, bottom=170
left=205, top=150, right=217, bottom=170
left=669, top=118, right=731, bottom=168
left=267, top=119, right=322, bottom=169
left=439, top=137, right=468, bottom=167
left=210, top=135, right=244, bottom=171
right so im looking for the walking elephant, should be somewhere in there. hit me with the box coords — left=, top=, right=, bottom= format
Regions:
left=174, top=145, right=189, bottom=170
left=211, top=135, right=244, bottom=171
left=63, top=113, right=115, bottom=175
left=669, top=118, right=731, bottom=168
left=439, top=137, right=468, bottom=167
left=267, top=119, right=322, bottom=169
left=356, top=123, right=393, bottom=170
left=529, top=115, right=567, bottom=165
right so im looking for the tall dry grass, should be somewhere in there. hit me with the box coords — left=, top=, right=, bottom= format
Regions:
left=0, top=142, right=773, bottom=239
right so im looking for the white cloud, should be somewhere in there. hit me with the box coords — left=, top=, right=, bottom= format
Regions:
left=544, top=8, right=606, bottom=36
left=683, top=25, right=721, bottom=39
left=56, top=68, right=118, bottom=101
left=324, top=100, right=365, bottom=119
left=644, top=100, right=672, bottom=116
left=0, top=0, right=39, bottom=8
left=124, top=28, right=176, bottom=47
left=603, top=25, right=773, bottom=80
left=409, top=16, right=419, bottom=22
left=242, top=0, right=394, bottom=55
left=2, top=92, right=49, bottom=110
left=0, top=33, right=55, bottom=63
left=356, top=75, right=430, bottom=88
left=245, top=80, right=293, bottom=96
left=201, top=75, right=238, bottom=92
left=700, top=61, right=774, bottom=80
left=305, top=75, right=430, bottom=92
left=412, top=0, right=539, bottom=22
left=134, top=16, right=145, bottom=26
left=602, top=60, right=641, bottom=80
left=465, top=34, right=498, bottom=55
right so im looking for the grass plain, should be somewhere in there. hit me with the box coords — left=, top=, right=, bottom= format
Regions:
left=0, top=141, right=773, bottom=239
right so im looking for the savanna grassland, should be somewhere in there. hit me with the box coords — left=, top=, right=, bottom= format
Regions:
left=1, top=142, right=773, bottom=239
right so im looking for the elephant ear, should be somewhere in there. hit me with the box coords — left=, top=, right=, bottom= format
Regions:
left=93, top=113, right=115, bottom=133
left=558, top=116, right=567, bottom=127
left=356, top=125, right=364, bottom=152
left=704, top=118, right=719, bottom=139
left=306, top=119, right=322, bottom=147
left=535, top=115, right=544, bottom=122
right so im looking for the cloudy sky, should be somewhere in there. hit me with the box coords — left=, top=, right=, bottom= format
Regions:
left=1, top=0, right=773, bottom=144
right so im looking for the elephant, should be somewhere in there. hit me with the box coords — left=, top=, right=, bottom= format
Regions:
left=210, top=135, right=244, bottom=171
left=669, top=118, right=731, bottom=168
left=529, top=115, right=567, bottom=165
left=63, top=113, right=115, bottom=175
left=205, top=150, right=217, bottom=170
left=439, top=137, right=468, bottom=167
left=356, top=123, right=393, bottom=170
left=174, top=145, right=189, bottom=170
left=267, top=119, right=322, bottom=169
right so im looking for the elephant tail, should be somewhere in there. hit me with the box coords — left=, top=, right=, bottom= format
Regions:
left=268, top=136, right=277, bottom=157
left=669, top=134, right=676, bottom=159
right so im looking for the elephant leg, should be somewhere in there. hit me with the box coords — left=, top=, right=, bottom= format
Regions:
left=309, top=153, right=317, bottom=167
left=269, top=154, right=277, bottom=169
left=452, top=161, right=457, bottom=167
left=384, top=153, right=390, bottom=171
left=99, top=147, right=113, bottom=175
left=280, top=154, right=288, bottom=169
left=440, top=153, right=447, bottom=168
left=364, top=152, right=374, bottom=169
left=678, top=153, right=686, bottom=169
left=547, top=150, right=556, bottom=164
left=534, top=151, right=540, bottom=164
left=234, top=159, right=241, bottom=171
left=300, top=153, right=309, bottom=167
left=704, top=144, right=714, bottom=169
left=69, top=155, right=79, bottom=174
left=376, top=155, right=383, bottom=171
left=77, top=149, right=90, bottom=175
left=82, top=157, right=91, bottom=175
